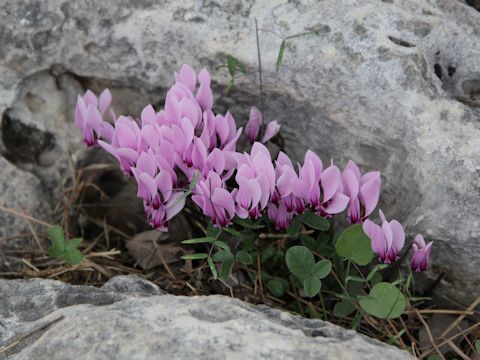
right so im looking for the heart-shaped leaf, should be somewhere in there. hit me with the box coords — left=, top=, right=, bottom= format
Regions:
left=335, top=224, right=374, bottom=266
left=286, top=246, right=315, bottom=280
left=311, top=260, right=332, bottom=279
left=303, top=275, right=321, bottom=297
left=300, top=212, right=330, bottom=231
left=359, top=282, right=406, bottom=319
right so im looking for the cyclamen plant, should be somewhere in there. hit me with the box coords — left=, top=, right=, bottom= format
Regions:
left=74, top=64, right=433, bottom=321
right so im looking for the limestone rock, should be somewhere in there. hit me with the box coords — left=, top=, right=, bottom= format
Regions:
left=0, top=276, right=413, bottom=360
left=0, top=0, right=479, bottom=303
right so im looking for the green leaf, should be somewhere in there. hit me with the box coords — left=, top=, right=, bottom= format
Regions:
left=345, top=276, right=367, bottom=284
left=181, top=237, right=215, bottom=244
left=63, top=238, right=84, bottom=265
left=311, top=260, right=332, bottom=279
left=266, top=278, right=284, bottom=297
left=286, top=220, right=301, bottom=237
left=276, top=39, right=286, bottom=73
left=63, top=249, right=84, bottom=265
left=303, top=275, right=321, bottom=297
left=236, top=250, right=254, bottom=265
left=427, top=355, right=442, bottom=360
left=66, top=238, right=82, bottom=248
left=300, top=212, right=330, bottom=231
left=234, top=217, right=264, bottom=229
left=370, top=272, right=382, bottom=285
left=226, top=78, right=235, bottom=92
left=181, top=253, right=209, bottom=260
left=351, top=311, right=362, bottom=330
left=207, top=224, right=221, bottom=238
left=285, top=246, right=315, bottom=279
left=366, top=264, right=389, bottom=281
left=227, top=56, right=238, bottom=77
left=47, top=244, right=64, bottom=259
left=223, top=227, right=243, bottom=238
left=299, top=235, right=316, bottom=251
left=475, top=339, right=480, bottom=353
left=335, top=224, right=374, bottom=266
left=212, top=251, right=234, bottom=262
left=359, top=282, right=406, bottom=319
left=334, top=300, right=356, bottom=318
left=47, top=227, right=84, bottom=265
left=47, top=226, right=65, bottom=255
left=220, top=258, right=234, bottom=280
left=207, top=256, right=217, bottom=279
left=261, top=246, right=275, bottom=263
left=213, top=240, right=230, bottom=251
left=188, top=171, right=200, bottom=192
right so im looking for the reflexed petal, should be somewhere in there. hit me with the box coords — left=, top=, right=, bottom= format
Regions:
left=212, top=188, right=235, bottom=218
left=98, top=140, right=118, bottom=160
left=156, top=171, right=173, bottom=199
left=116, top=147, right=140, bottom=163
left=116, top=123, right=138, bottom=149
left=141, top=105, right=156, bottom=126
left=389, top=220, right=405, bottom=252
left=344, top=160, right=361, bottom=181
left=83, top=90, right=98, bottom=107
left=342, top=169, right=359, bottom=204
left=304, top=150, right=323, bottom=179
left=320, top=165, right=341, bottom=202
left=196, top=70, right=213, bottom=111
left=363, top=220, right=386, bottom=258
left=360, top=176, right=381, bottom=217
left=414, top=234, right=426, bottom=248
left=247, top=178, right=262, bottom=208
left=99, top=89, right=112, bottom=114
left=136, top=152, right=157, bottom=177
left=323, top=193, right=349, bottom=214
left=100, top=122, right=114, bottom=143
left=276, top=166, right=297, bottom=198
left=175, top=64, right=197, bottom=92
left=246, top=107, right=262, bottom=143
left=207, top=148, right=225, bottom=174
left=137, top=172, right=157, bottom=199
left=192, top=138, right=207, bottom=171
left=165, top=192, right=186, bottom=220
left=261, top=120, right=280, bottom=143
left=276, top=151, right=294, bottom=169
left=381, top=221, right=393, bottom=250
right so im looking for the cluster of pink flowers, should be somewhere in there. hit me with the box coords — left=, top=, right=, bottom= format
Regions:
left=74, top=64, right=432, bottom=272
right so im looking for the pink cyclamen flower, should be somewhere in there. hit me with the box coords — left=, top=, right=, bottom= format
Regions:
left=268, top=200, right=293, bottom=231
left=245, top=106, right=262, bottom=144
left=74, top=89, right=114, bottom=146
left=192, top=171, right=236, bottom=227
left=411, top=234, right=433, bottom=272
left=342, top=160, right=381, bottom=224
left=271, top=152, right=297, bottom=203
left=98, top=116, right=142, bottom=175
left=293, top=153, right=349, bottom=217
left=261, top=120, right=280, bottom=143
left=362, top=210, right=405, bottom=263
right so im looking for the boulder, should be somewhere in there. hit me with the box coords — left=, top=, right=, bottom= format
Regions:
left=0, top=276, right=413, bottom=360
left=0, top=0, right=479, bottom=303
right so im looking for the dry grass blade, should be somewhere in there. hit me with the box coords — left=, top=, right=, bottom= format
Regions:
left=416, top=309, right=446, bottom=360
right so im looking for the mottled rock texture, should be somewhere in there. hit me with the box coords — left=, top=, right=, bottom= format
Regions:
left=0, top=0, right=479, bottom=303
left=0, top=276, right=413, bottom=360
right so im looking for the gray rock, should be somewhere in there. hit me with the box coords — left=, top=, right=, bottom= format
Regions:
left=0, top=157, right=51, bottom=246
left=0, top=0, right=479, bottom=303
left=0, top=276, right=413, bottom=360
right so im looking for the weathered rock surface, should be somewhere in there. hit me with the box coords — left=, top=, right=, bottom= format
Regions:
left=0, top=0, right=479, bottom=303
left=0, top=276, right=413, bottom=359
